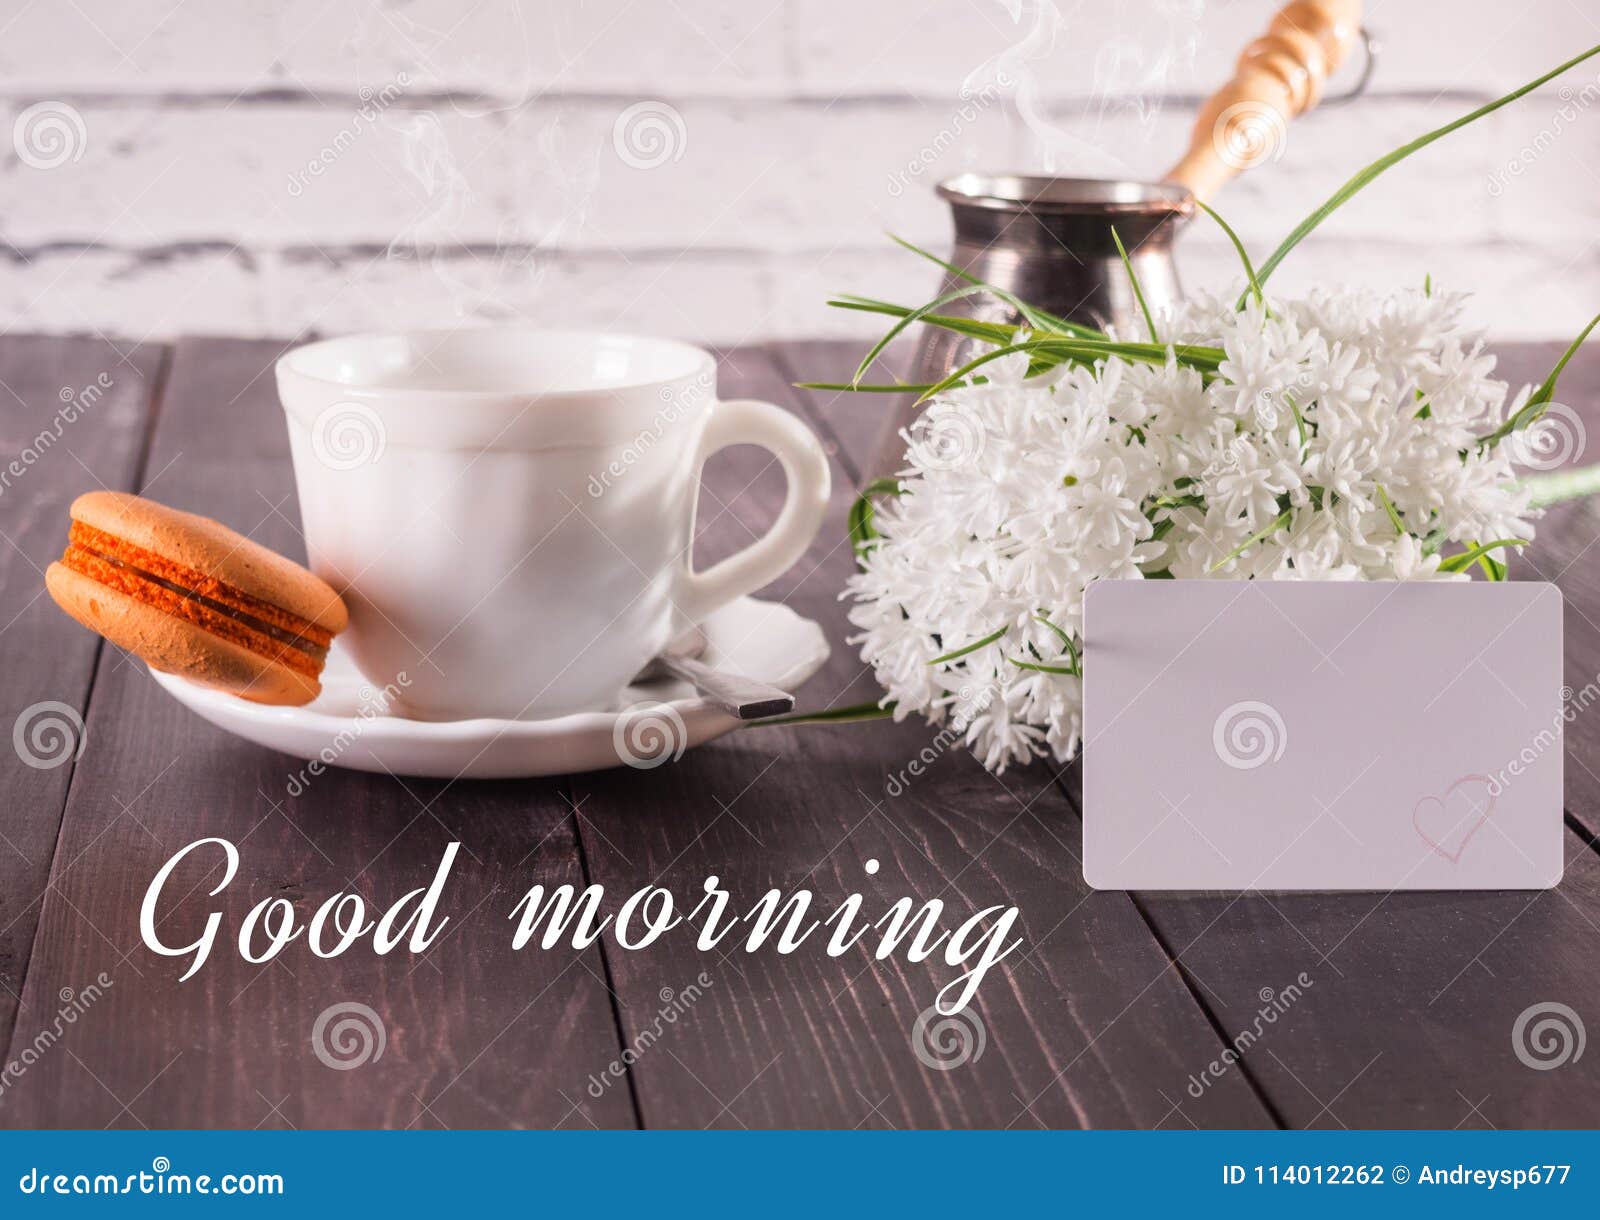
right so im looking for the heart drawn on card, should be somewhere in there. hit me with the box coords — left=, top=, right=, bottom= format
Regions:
left=1411, top=774, right=1498, bottom=864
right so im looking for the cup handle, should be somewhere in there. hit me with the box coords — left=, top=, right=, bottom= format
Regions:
left=674, top=398, right=831, bottom=626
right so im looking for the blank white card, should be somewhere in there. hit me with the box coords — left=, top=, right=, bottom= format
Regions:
left=1082, top=580, right=1564, bottom=891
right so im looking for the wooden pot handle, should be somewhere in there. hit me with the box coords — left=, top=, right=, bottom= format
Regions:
left=1164, top=0, right=1363, bottom=203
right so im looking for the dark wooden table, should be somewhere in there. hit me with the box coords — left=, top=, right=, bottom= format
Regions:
left=2, top=334, right=1599, bottom=1130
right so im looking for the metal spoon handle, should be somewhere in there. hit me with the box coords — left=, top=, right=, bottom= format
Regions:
left=660, top=655, right=795, bottom=720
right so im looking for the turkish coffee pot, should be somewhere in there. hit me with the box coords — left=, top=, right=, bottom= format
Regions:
left=877, top=0, right=1375, bottom=475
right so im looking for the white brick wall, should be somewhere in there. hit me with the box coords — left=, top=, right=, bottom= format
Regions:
left=2, top=0, right=1596, bottom=343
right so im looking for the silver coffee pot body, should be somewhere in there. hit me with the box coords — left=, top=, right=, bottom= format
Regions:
left=875, top=174, right=1193, bottom=476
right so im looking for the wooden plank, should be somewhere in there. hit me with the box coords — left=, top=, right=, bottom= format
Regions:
left=0, top=335, right=164, bottom=1064
left=1124, top=831, right=1600, bottom=1127
left=572, top=343, right=1272, bottom=1128
left=1493, top=346, right=1600, bottom=841
left=0, top=336, right=634, bottom=1129
left=768, top=339, right=908, bottom=488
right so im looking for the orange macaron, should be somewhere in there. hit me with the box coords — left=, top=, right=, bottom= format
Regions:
left=46, top=491, right=348, bottom=706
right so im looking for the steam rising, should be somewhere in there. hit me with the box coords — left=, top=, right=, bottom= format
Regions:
left=967, top=0, right=1206, bottom=177
left=348, top=1, right=594, bottom=320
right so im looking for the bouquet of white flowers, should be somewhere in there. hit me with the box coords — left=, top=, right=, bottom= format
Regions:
left=791, top=46, right=1600, bottom=775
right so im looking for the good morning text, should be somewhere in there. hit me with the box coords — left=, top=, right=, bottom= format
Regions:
left=140, top=839, right=1022, bottom=1014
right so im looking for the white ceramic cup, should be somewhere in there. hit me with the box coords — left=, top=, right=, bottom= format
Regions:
left=276, top=328, right=831, bottom=721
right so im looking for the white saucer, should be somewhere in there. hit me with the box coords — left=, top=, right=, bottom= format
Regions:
left=149, top=597, right=830, bottom=779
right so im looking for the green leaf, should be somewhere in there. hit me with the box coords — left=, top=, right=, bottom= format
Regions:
left=887, top=234, right=1104, bottom=339
left=751, top=699, right=897, bottom=727
left=1032, top=614, right=1081, bottom=674
left=1195, top=200, right=1264, bottom=310
left=1521, top=462, right=1600, bottom=508
left=1285, top=392, right=1309, bottom=459
left=1247, top=43, right=1600, bottom=304
left=1480, top=309, right=1600, bottom=447
left=1209, top=508, right=1293, bottom=572
left=1533, top=310, right=1600, bottom=405
left=1436, top=538, right=1529, bottom=573
left=849, top=284, right=1014, bottom=386
left=1375, top=484, right=1405, bottom=535
left=919, top=334, right=1225, bottom=402
left=827, top=297, right=1021, bottom=348
left=1476, top=551, right=1509, bottom=582
left=1007, top=655, right=1077, bottom=676
left=929, top=626, right=1007, bottom=665
left=1110, top=226, right=1159, bottom=343
left=797, top=380, right=937, bottom=394
left=848, top=477, right=904, bottom=562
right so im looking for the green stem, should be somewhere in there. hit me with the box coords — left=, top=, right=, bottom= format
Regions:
left=1521, top=462, right=1600, bottom=509
left=749, top=700, right=896, bottom=727
left=1248, top=43, right=1600, bottom=303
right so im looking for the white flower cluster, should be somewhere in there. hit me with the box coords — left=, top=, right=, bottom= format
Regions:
left=847, top=287, right=1538, bottom=773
